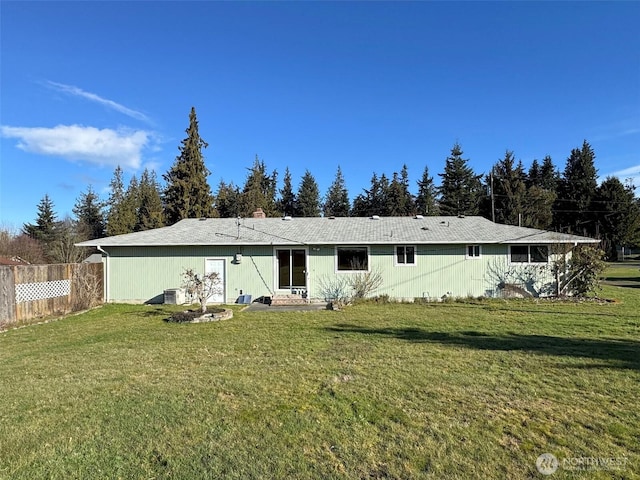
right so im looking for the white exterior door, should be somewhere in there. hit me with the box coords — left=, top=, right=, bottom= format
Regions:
left=204, top=258, right=225, bottom=303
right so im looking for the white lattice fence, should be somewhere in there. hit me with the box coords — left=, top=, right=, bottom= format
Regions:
left=1, top=263, right=103, bottom=323
left=15, top=279, right=71, bottom=303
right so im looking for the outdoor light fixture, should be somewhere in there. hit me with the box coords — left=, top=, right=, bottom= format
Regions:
left=235, top=252, right=242, bottom=264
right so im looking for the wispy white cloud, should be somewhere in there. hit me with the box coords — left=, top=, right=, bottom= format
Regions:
left=608, top=164, right=640, bottom=178
left=45, top=81, right=151, bottom=124
left=601, top=164, right=640, bottom=190
left=1, top=124, right=150, bottom=169
left=592, top=119, right=640, bottom=142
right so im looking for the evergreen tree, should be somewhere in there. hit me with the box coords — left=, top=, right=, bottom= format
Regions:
left=323, top=166, right=350, bottom=217
left=386, top=165, right=414, bottom=216
left=522, top=185, right=556, bottom=230
left=239, top=156, right=278, bottom=217
left=521, top=155, right=557, bottom=229
left=23, top=194, right=58, bottom=247
left=351, top=193, right=370, bottom=217
left=438, top=143, right=482, bottom=216
left=555, top=140, right=598, bottom=235
left=296, top=170, right=321, bottom=217
left=73, top=185, right=105, bottom=240
left=163, top=107, right=215, bottom=224
left=539, top=155, right=559, bottom=191
left=594, top=177, right=640, bottom=259
left=527, top=159, right=541, bottom=188
left=214, top=180, right=241, bottom=218
left=491, top=151, right=527, bottom=225
left=351, top=172, right=389, bottom=217
left=136, top=169, right=164, bottom=231
left=106, top=166, right=137, bottom=236
left=277, top=167, right=297, bottom=216
left=373, top=173, right=390, bottom=215
left=415, top=166, right=438, bottom=215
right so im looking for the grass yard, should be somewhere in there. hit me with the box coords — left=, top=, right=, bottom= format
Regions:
left=1, top=276, right=638, bottom=479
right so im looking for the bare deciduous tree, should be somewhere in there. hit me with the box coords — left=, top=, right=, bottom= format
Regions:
left=182, top=268, right=222, bottom=313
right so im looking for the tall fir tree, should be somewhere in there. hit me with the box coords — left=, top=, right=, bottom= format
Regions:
left=296, top=170, right=321, bottom=217
left=277, top=167, right=297, bottom=216
left=416, top=166, right=438, bottom=215
left=386, top=165, right=414, bottom=216
left=527, top=159, right=541, bottom=188
left=539, top=155, right=559, bottom=191
left=136, top=169, right=164, bottom=231
left=73, top=186, right=105, bottom=240
left=351, top=173, right=388, bottom=217
left=163, top=107, right=215, bottom=224
left=522, top=185, right=556, bottom=230
left=438, top=143, right=482, bottom=216
left=214, top=180, right=241, bottom=218
left=351, top=193, right=370, bottom=217
left=23, top=194, right=58, bottom=248
left=239, top=156, right=278, bottom=217
left=594, top=177, right=640, bottom=259
left=106, top=166, right=137, bottom=236
left=323, top=166, right=350, bottom=217
left=521, top=156, right=557, bottom=229
left=490, top=151, right=527, bottom=225
left=555, top=140, right=598, bottom=235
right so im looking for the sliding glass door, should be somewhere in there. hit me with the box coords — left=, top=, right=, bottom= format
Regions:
left=276, top=249, right=306, bottom=290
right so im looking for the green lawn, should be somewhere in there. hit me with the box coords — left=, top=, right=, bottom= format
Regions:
left=1, top=282, right=638, bottom=479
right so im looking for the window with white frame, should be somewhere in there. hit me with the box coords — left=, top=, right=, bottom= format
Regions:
left=336, top=247, right=369, bottom=271
left=395, top=245, right=416, bottom=265
left=466, top=245, right=481, bottom=259
left=510, top=245, right=549, bottom=263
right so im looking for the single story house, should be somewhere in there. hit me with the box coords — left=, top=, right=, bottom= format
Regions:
left=77, top=215, right=599, bottom=304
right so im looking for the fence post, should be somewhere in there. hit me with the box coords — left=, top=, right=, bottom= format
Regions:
left=0, top=266, right=17, bottom=324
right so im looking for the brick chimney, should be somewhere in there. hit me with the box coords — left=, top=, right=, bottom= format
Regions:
left=252, top=208, right=266, bottom=218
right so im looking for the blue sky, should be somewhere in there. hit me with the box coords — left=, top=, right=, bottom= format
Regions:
left=1, top=1, right=639, bottom=229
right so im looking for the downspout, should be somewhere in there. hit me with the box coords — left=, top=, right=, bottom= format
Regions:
left=97, top=245, right=109, bottom=303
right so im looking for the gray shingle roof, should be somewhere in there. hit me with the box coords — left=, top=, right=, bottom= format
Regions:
left=77, top=216, right=598, bottom=247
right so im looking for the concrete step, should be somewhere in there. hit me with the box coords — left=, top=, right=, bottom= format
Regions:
left=270, top=294, right=309, bottom=306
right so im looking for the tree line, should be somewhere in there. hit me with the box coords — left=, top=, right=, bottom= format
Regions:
left=6, top=107, right=640, bottom=264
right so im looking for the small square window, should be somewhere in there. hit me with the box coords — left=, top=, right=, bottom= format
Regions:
left=396, top=246, right=416, bottom=265
left=466, top=245, right=481, bottom=258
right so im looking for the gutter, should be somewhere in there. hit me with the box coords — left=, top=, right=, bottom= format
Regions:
left=96, top=246, right=109, bottom=303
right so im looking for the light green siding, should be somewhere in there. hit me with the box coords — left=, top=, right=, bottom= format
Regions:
left=104, top=246, right=275, bottom=303
left=104, top=243, right=557, bottom=303
left=306, top=244, right=513, bottom=301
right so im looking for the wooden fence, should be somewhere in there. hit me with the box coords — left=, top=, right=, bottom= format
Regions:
left=0, top=263, right=103, bottom=326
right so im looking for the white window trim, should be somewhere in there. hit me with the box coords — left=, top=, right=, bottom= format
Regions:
left=394, top=245, right=417, bottom=266
left=509, top=245, right=550, bottom=265
left=465, top=245, right=482, bottom=259
left=335, top=246, right=370, bottom=273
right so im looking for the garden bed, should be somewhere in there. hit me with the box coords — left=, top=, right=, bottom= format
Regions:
left=165, top=307, right=233, bottom=323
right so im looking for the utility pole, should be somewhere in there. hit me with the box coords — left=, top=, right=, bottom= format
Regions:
left=490, top=168, right=495, bottom=223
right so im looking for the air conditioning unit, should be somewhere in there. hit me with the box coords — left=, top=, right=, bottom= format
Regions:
left=164, top=288, right=186, bottom=305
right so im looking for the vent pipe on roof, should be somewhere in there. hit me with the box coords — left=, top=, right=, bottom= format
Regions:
left=371, top=215, right=380, bottom=220
left=414, top=215, right=424, bottom=219
left=283, top=216, right=292, bottom=221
